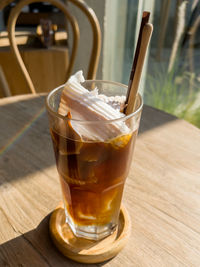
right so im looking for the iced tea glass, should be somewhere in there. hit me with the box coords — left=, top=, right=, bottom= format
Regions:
left=46, top=80, right=143, bottom=241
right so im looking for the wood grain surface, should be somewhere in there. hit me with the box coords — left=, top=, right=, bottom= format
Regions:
left=49, top=204, right=130, bottom=264
left=0, top=94, right=200, bottom=266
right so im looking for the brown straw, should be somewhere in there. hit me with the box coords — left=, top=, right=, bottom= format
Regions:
left=124, top=12, right=153, bottom=115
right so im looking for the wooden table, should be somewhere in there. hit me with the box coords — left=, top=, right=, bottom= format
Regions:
left=0, top=94, right=200, bottom=266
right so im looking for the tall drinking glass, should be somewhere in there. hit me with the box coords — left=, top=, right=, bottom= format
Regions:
left=46, top=80, right=143, bottom=241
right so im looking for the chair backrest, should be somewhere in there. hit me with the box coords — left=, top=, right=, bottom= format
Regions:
left=6, top=0, right=101, bottom=94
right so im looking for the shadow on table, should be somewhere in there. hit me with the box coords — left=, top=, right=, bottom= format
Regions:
left=0, top=95, right=56, bottom=186
left=0, top=213, right=110, bottom=267
left=139, top=105, right=177, bottom=134
left=0, top=96, right=177, bottom=186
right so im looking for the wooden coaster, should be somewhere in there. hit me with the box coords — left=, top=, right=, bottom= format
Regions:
left=49, top=203, right=131, bottom=264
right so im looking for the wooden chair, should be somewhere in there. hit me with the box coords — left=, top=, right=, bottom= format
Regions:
left=5, top=0, right=101, bottom=94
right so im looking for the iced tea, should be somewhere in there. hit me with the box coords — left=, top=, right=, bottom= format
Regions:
left=50, top=121, right=137, bottom=238
left=46, top=78, right=143, bottom=240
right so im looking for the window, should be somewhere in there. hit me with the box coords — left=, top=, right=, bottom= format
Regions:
left=103, top=0, right=200, bottom=128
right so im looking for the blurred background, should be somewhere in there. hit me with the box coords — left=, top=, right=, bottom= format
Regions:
left=0, top=0, right=200, bottom=128
left=103, top=0, right=200, bottom=129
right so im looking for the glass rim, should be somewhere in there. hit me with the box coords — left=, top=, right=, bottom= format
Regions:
left=46, top=80, right=143, bottom=124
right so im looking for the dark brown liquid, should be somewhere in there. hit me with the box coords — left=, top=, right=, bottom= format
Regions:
left=51, top=126, right=137, bottom=226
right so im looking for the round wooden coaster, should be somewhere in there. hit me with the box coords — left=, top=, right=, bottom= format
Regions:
left=49, top=203, right=131, bottom=264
